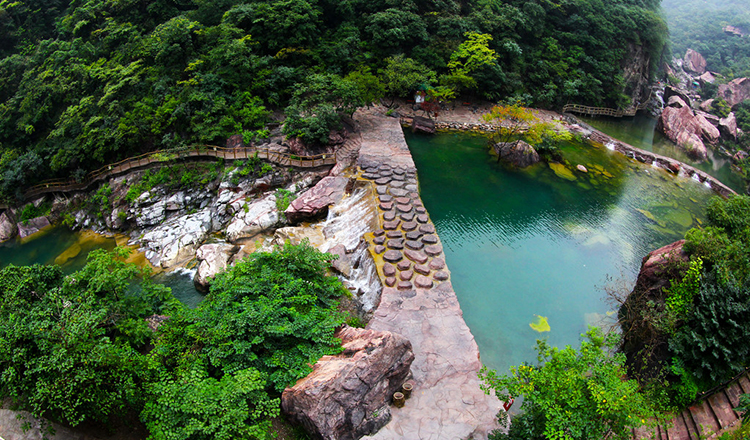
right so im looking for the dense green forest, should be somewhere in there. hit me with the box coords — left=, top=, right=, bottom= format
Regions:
left=0, top=0, right=668, bottom=201
left=662, top=0, right=750, bottom=77
left=0, top=242, right=348, bottom=439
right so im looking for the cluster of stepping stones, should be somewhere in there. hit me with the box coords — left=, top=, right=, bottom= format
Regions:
left=360, top=163, right=450, bottom=290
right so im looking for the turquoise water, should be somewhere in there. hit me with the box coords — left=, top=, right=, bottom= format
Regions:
left=0, top=227, right=203, bottom=307
left=580, top=114, right=745, bottom=193
left=405, top=131, right=714, bottom=373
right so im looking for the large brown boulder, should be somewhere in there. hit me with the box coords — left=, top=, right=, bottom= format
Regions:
left=664, top=85, right=692, bottom=108
left=683, top=49, right=707, bottom=74
left=493, top=140, right=540, bottom=168
left=0, top=211, right=16, bottom=243
left=411, top=116, right=436, bottom=134
left=717, top=77, right=750, bottom=109
left=619, top=240, right=689, bottom=379
left=694, top=113, right=721, bottom=144
left=281, top=325, right=414, bottom=440
left=285, top=176, right=348, bottom=224
left=658, top=102, right=708, bottom=160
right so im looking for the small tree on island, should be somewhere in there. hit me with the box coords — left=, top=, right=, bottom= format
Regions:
left=482, top=104, right=571, bottom=162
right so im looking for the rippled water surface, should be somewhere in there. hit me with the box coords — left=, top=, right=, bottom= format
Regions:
left=405, top=131, right=715, bottom=372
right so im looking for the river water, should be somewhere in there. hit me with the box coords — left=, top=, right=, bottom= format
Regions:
left=404, top=130, right=714, bottom=373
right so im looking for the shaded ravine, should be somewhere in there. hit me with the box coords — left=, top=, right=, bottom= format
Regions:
left=355, top=108, right=501, bottom=439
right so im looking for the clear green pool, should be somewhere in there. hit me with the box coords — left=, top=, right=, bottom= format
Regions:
left=404, top=130, right=714, bottom=373
left=0, top=227, right=202, bottom=307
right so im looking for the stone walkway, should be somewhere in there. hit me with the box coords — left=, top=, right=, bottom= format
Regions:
left=356, top=108, right=502, bottom=439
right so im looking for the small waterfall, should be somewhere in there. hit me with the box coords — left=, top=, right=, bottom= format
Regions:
left=605, top=141, right=616, bottom=151
left=318, top=184, right=382, bottom=315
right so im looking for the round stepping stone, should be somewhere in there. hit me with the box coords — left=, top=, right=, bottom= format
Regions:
left=397, top=260, right=412, bottom=271
left=383, top=211, right=396, bottom=221
left=385, top=277, right=397, bottom=287
left=387, top=239, right=404, bottom=250
left=429, top=258, right=446, bottom=270
left=406, top=240, right=423, bottom=250
left=404, top=249, right=428, bottom=265
left=379, top=195, right=393, bottom=202
left=373, top=236, right=385, bottom=245
left=396, top=204, right=412, bottom=213
left=375, top=177, right=391, bottom=185
left=434, top=271, right=449, bottom=281
left=374, top=229, right=385, bottom=236
left=386, top=230, right=403, bottom=238
left=397, top=281, right=413, bottom=290
left=402, top=221, right=417, bottom=231
left=393, top=168, right=405, bottom=175
left=416, top=214, right=429, bottom=224
left=415, top=275, right=433, bottom=289
left=383, top=220, right=400, bottom=230
left=415, top=264, right=430, bottom=275
left=405, top=184, right=418, bottom=192
left=395, top=197, right=411, bottom=205
left=400, top=212, right=415, bottom=221
left=374, top=245, right=386, bottom=254
left=379, top=164, right=392, bottom=171
left=399, top=270, right=413, bottom=281
left=419, top=224, right=436, bottom=234
left=424, top=245, right=442, bottom=256
left=378, top=169, right=393, bottom=177
left=389, top=180, right=405, bottom=188
left=390, top=188, right=409, bottom=197
left=383, top=263, right=396, bottom=277
left=406, top=230, right=423, bottom=240
left=362, top=173, right=379, bottom=180
left=422, top=234, right=438, bottom=245
left=390, top=173, right=405, bottom=181
left=408, top=192, right=420, bottom=200
left=383, top=250, right=403, bottom=262
left=376, top=186, right=388, bottom=195
left=415, top=206, right=426, bottom=214
left=380, top=201, right=394, bottom=210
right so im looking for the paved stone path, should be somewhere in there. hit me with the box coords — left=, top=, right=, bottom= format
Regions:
left=356, top=108, right=501, bottom=440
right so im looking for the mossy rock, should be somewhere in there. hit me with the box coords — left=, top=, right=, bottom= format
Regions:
left=548, top=163, right=577, bottom=181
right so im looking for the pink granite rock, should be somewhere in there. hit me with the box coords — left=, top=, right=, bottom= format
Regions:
left=285, top=176, right=348, bottom=224
left=717, top=77, right=750, bottom=109
left=694, top=113, right=720, bottom=144
left=658, top=103, right=708, bottom=160
left=0, top=211, right=16, bottom=243
left=684, top=49, right=707, bottom=74
left=281, top=326, right=414, bottom=440
left=720, top=113, right=738, bottom=140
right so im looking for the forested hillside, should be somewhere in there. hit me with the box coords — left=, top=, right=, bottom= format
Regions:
left=662, top=0, right=750, bottom=77
left=0, top=0, right=667, bottom=201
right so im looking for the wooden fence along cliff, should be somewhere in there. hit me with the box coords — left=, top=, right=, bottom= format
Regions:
left=22, top=145, right=336, bottom=200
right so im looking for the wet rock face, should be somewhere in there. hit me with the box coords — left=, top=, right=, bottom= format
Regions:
left=717, top=77, right=750, bottom=109
left=620, top=240, right=689, bottom=379
left=683, top=49, right=707, bottom=74
left=411, top=116, right=435, bottom=134
left=281, top=325, right=414, bottom=440
left=285, top=176, right=348, bottom=225
left=17, top=216, right=51, bottom=239
left=0, top=211, right=17, bottom=243
left=493, top=140, right=540, bottom=168
left=194, top=243, right=240, bottom=293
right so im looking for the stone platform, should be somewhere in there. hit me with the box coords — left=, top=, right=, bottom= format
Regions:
left=356, top=109, right=502, bottom=439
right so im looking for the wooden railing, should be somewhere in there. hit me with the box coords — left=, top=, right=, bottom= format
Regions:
left=23, top=145, right=336, bottom=200
left=562, top=95, right=651, bottom=118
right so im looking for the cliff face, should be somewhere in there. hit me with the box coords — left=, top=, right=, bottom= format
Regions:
left=621, top=42, right=655, bottom=107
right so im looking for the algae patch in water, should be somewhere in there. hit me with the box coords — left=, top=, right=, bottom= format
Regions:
left=548, top=163, right=577, bottom=181
left=530, top=315, right=551, bottom=333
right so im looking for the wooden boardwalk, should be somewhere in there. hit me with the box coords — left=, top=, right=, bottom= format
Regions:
left=634, top=370, right=750, bottom=439
left=22, top=145, right=335, bottom=200
left=562, top=100, right=650, bottom=118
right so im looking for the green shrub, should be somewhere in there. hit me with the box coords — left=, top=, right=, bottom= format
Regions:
left=18, top=200, right=51, bottom=224
left=275, top=188, right=296, bottom=213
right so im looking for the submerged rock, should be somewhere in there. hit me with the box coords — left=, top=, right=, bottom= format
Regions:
left=281, top=325, right=414, bottom=440
left=493, top=140, right=540, bottom=168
